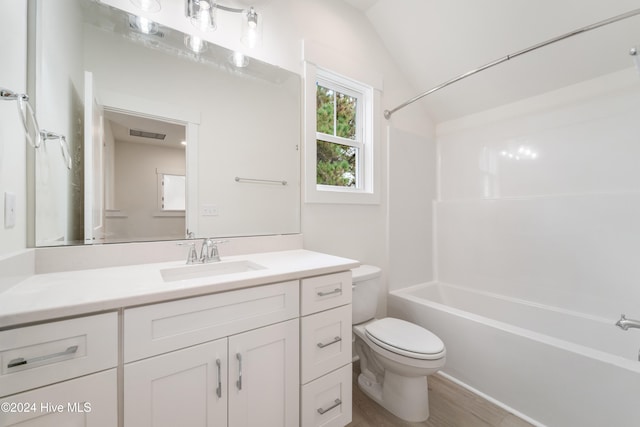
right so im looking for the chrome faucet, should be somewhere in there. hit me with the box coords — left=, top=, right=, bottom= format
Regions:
left=200, top=238, right=220, bottom=263
left=179, top=238, right=227, bottom=264
left=615, top=314, right=640, bottom=331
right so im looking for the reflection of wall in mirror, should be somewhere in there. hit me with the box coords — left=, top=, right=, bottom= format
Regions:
left=106, top=137, right=185, bottom=243
left=35, top=0, right=85, bottom=246
left=83, top=25, right=300, bottom=238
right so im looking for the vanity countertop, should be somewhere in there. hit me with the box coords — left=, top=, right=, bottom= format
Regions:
left=0, top=249, right=359, bottom=329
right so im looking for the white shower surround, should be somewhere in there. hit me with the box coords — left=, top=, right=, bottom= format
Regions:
left=387, top=68, right=640, bottom=425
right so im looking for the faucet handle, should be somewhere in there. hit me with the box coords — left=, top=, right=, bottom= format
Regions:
left=177, top=241, right=199, bottom=264
left=209, top=239, right=229, bottom=262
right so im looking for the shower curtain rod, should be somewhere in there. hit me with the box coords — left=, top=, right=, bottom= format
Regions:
left=383, top=8, right=640, bottom=120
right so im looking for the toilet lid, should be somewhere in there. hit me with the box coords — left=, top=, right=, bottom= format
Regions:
left=365, top=318, right=445, bottom=360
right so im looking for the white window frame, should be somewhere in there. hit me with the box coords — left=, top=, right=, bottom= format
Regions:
left=316, top=75, right=364, bottom=190
left=304, top=63, right=380, bottom=204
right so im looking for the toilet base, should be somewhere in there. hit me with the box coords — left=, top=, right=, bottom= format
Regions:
left=357, top=371, right=430, bottom=422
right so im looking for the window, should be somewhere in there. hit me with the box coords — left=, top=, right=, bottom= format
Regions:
left=316, top=79, right=362, bottom=188
left=305, top=65, right=379, bottom=204
left=158, top=172, right=186, bottom=211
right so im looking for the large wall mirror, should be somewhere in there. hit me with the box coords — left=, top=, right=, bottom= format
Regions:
left=29, top=0, right=301, bottom=247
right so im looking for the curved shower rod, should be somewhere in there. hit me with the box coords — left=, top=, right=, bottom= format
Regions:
left=384, top=8, right=640, bottom=120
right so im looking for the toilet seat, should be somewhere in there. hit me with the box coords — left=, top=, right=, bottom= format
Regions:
left=365, top=318, right=445, bottom=360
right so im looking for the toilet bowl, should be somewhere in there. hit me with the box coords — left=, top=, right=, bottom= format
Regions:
left=352, top=265, right=446, bottom=422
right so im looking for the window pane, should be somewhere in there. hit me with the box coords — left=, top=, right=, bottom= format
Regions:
left=316, top=139, right=357, bottom=187
left=316, top=85, right=334, bottom=135
left=336, top=91, right=357, bottom=140
left=162, top=174, right=186, bottom=210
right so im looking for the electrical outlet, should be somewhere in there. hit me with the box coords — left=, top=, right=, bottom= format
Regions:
left=202, top=204, right=219, bottom=216
left=4, top=192, right=16, bottom=228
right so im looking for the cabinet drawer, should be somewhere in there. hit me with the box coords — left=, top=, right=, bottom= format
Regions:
left=300, top=272, right=352, bottom=316
left=0, top=312, right=118, bottom=397
left=301, top=305, right=352, bottom=384
left=0, top=369, right=117, bottom=427
left=301, top=364, right=352, bottom=427
left=124, top=281, right=299, bottom=362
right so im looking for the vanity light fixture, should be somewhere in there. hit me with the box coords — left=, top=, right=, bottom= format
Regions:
left=130, top=0, right=161, bottom=13
left=185, top=0, right=262, bottom=48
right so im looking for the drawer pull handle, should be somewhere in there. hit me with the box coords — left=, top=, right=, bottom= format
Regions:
left=317, top=398, right=342, bottom=415
left=7, top=345, right=79, bottom=369
left=317, top=288, right=341, bottom=297
left=317, top=336, right=342, bottom=349
left=236, top=353, right=243, bottom=390
left=215, top=359, right=222, bottom=398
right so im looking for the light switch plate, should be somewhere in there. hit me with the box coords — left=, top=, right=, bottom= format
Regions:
left=202, top=204, right=219, bottom=216
left=4, top=192, right=16, bottom=228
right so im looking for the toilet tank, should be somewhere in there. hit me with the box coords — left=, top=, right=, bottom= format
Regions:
left=351, top=265, right=382, bottom=324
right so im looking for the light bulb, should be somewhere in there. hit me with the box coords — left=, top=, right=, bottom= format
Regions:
left=136, top=16, right=158, bottom=34
left=184, top=34, right=207, bottom=53
left=230, top=51, right=249, bottom=68
left=241, top=7, right=261, bottom=48
left=189, top=0, right=216, bottom=32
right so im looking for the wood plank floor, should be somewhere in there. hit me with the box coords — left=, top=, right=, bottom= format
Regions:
left=348, top=363, right=534, bottom=427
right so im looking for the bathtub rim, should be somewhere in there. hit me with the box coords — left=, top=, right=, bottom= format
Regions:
left=390, top=281, right=640, bottom=374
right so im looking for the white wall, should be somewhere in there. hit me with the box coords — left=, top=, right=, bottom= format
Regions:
left=388, top=128, right=436, bottom=291
left=293, top=0, right=436, bottom=315
left=296, top=1, right=434, bottom=257
left=0, top=1, right=28, bottom=256
left=99, top=0, right=437, bottom=297
left=436, top=68, right=640, bottom=319
left=109, top=140, right=185, bottom=241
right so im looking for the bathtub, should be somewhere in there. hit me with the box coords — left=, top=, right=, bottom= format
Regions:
left=388, top=282, right=640, bottom=427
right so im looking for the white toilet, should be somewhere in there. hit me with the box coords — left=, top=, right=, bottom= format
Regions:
left=352, top=265, right=446, bottom=422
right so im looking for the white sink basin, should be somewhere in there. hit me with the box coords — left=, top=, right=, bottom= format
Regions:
left=161, top=260, right=266, bottom=282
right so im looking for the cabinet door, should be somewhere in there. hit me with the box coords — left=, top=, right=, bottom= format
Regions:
left=228, top=319, right=299, bottom=427
left=0, top=369, right=117, bottom=427
left=124, top=338, right=227, bottom=427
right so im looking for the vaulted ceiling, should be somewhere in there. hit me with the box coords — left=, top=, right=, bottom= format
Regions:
left=346, top=0, right=640, bottom=123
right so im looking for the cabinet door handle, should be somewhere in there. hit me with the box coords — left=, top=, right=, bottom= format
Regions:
left=7, top=345, right=79, bottom=368
left=317, top=336, right=342, bottom=349
left=236, top=353, right=242, bottom=390
left=317, top=398, right=342, bottom=415
left=215, top=359, right=222, bottom=398
left=317, top=288, right=341, bottom=297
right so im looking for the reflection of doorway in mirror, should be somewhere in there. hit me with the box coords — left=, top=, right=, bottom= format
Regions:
left=103, top=110, right=186, bottom=243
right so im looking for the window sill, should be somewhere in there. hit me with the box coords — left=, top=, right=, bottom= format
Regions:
left=305, top=186, right=380, bottom=205
left=152, top=211, right=186, bottom=218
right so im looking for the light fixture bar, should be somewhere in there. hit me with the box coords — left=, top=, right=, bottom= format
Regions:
left=184, top=0, right=261, bottom=48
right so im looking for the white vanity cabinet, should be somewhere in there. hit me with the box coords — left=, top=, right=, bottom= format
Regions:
left=123, top=281, right=300, bottom=427
left=0, top=313, right=119, bottom=427
left=299, top=272, right=353, bottom=427
left=0, top=250, right=358, bottom=427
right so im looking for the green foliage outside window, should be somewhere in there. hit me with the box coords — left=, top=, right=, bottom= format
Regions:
left=316, top=84, right=358, bottom=187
